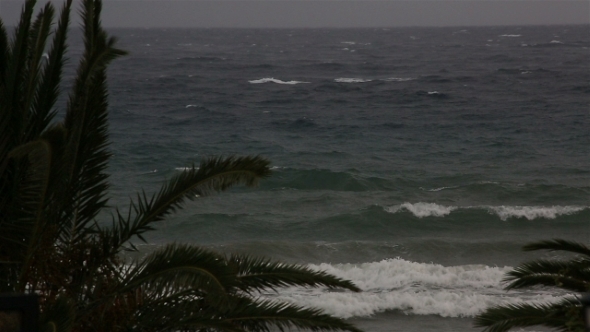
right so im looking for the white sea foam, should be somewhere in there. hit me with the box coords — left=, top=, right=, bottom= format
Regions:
left=385, top=202, right=457, bottom=218
left=487, top=205, right=585, bottom=221
left=249, top=78, right=310, bottom=84
left=500, top=34, right=521, bottom=37
left=550, top=40, right=563, bottom=44
left=384, top=202, right=586, bottom=220
left=334, top=78, right=373, bottom=83
left=266, top=259, right=566, bottom=318
left=341, top=41, right=356, bottom=45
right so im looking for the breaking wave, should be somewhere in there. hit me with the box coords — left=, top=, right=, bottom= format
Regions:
left=384, top=202, right=587, bottom=220
left=266, top=258, right=566, bottom=318
left=249, top=78, right=310, bottom=84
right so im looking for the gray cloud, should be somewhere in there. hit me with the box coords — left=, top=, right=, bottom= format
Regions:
left=0, top=1, right=588, bottom=28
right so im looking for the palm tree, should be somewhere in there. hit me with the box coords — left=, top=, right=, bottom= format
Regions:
left=0, top=1, right=363, bottom=331
left=474, top=239, right=590, bottom=332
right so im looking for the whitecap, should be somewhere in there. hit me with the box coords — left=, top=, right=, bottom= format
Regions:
left=499, top=34, right=521, bottom=37
left=334, top=78, right=372, bottom=83
left=486, top=205, right=585, bottom=221
left=249, top=78, right=310, bottom=84
left=341, top=41, right=356, bottom=45
left=428, top=91, right=440, bottom=95
left=265, top=258, right=567, bottom=319
left=385, top=202, right=457, bottom=218
left=550, top=40, right=563, bottom=44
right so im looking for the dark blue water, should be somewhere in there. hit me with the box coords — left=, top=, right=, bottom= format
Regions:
left=76, top=26, right=589, bottom=331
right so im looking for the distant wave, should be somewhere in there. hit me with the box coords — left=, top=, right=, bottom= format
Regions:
left=250, top=77, right=415, bottom=85
left=267, top=258, right=566, bottom=318
left=488, top=205, right=585, bottom=221
left=384, top=202, right=587, bottom=220
left=381, top=77, right=415, bottom=82
left=386, top=202, right=456, bottom=218
left=499, top=34, right=521, bottom=37
left=334, top=78, right=373, bottom=83
left=419, top=186, right=459, bottom=192
left=249, top=78, right=310, bottom=84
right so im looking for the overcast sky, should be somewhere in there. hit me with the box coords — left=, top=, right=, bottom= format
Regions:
left=1, top=1, right=588, bottom=28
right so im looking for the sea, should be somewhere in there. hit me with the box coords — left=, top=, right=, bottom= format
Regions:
left=67, top=25, right=589, bottom=331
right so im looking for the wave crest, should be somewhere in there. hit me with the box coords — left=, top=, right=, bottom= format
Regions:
left=249, top=78, right=310, bottom=84
left=488, top=205, right=585, bottom=221
left=266, top=258, right=565, bottom=318
left=385, top=202, right=457, bottom=218
left=384, top=202, right=587, bottom=220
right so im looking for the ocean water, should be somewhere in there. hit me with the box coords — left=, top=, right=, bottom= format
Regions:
left=72, top=26, right=588, bottom=331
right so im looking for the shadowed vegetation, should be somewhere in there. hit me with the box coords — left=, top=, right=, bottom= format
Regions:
left=474, top=239, right=589, bottom=332
left=0, top=1, right=362, bottom=331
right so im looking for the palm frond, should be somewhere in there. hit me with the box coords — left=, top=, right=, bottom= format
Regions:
left=22, top=2, right=54, bottom=132
left=3, top=0, right=36, bottom=144
left=131, top=295, right=245, bottom=332
left=5, top=139, right=52, bottom=236
left=504, top=258, right=590, bottom=292
left=221, top=297, right=363, bottom=332
left=28, top=0, right=72, bottom=139
left=118, top=244, right=236, bottom=300
left=0, top=0, right=36, bottom=214
left=474, top=298, right=584, bottom=332
left=107, top=155, right=271, bottom=251
left=0, top=18, right=12, bottom=181
left=0, top=18, right=8, bottom=81
left=54, top=0, right=126, bottom=243
left=523, top=239, right=590, bottom=258
left=229, top=254, right=361, bottom=293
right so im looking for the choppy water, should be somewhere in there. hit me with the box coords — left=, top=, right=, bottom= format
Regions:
left=70, top=25, right=590, bottom=331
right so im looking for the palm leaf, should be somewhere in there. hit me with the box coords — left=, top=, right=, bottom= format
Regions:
left=474, top=298, right=583, bottom=332
left=229, top=254, right=361, bottom=293
left=28, top=0, right=72, bottom=139
left=131, top=294, right=245, bottom=332
left=22, top=2, right=54, bottom=131
left=221, top=297, right=363, bottom=332
left=0, top=18, right=8, bottom=81
left=3, top=0, right=36, bottom=150
left=0, top=0, right=36, bottom=232
left=54, top=0, right=126, bottom=243
left=118, top=244, right=237, bottom=301
left=504, top=258, right=590, bottom=292
left=523, top=239, right=590, bottom=258
left=107, top=155, right=271, bottom=251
